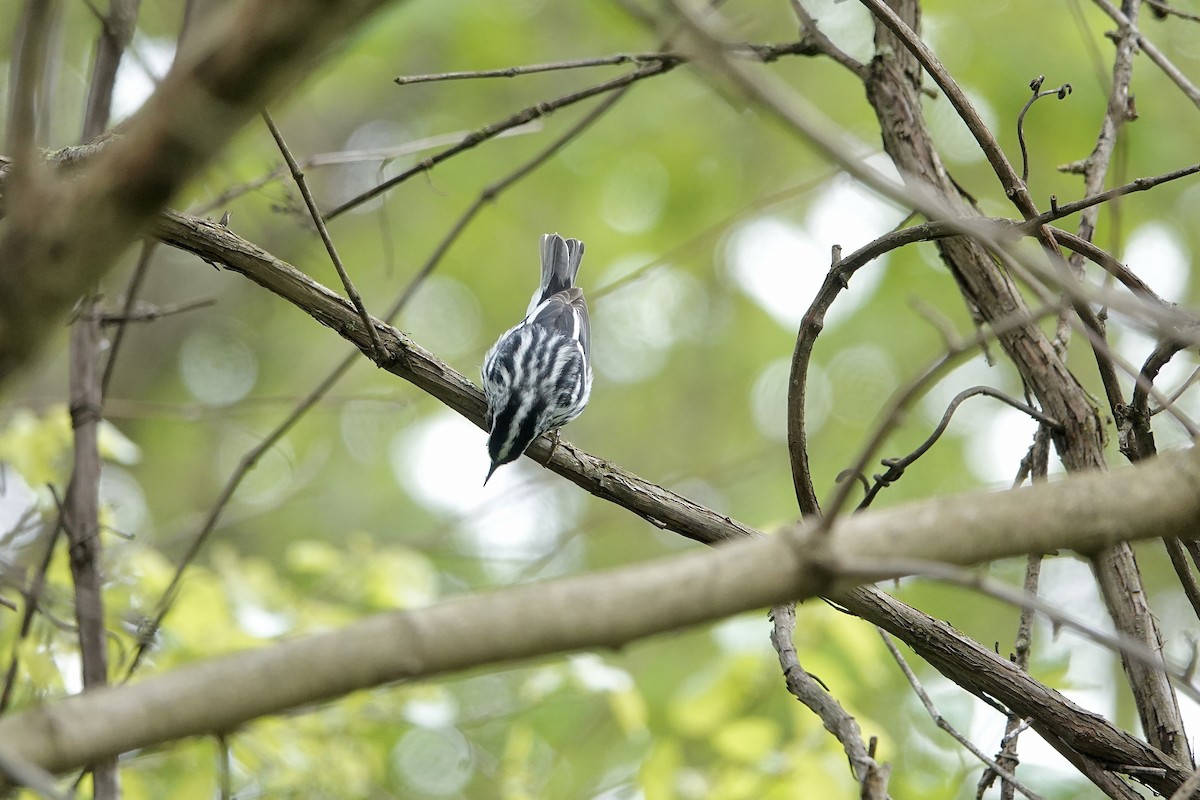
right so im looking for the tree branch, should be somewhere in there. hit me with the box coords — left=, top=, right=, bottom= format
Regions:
left=64, top=303, right=116, bottom=798
left=0, top=0, right=409, bottom=387
left=1, top=444, right=1199, bottom=786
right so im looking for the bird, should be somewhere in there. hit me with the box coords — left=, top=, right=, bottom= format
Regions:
left=481, top=233, right=592, bottom=484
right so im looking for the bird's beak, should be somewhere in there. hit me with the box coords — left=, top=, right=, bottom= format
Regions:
left=483, top=461, right=500, bottom=486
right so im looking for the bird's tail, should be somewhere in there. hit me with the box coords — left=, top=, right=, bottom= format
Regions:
left=536, top=233, right=585, bottom=302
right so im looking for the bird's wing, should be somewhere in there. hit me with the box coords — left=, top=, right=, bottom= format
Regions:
left=528, top=287, right=590, bottom=354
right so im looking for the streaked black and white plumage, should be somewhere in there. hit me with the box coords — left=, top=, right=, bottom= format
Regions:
left=481, top=233, right=592, bottom=484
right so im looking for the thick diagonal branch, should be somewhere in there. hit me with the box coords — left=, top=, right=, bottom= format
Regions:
left=1, top=445, right=1199, bottom=790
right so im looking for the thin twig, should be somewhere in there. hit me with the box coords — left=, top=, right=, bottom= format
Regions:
left=99, top=297, right=216, bottom=325
left=0, top=741, right=68, bottom=800
left=1165, top=538, right=1200, bottom=622
left=326, top=61, right=678, bottom=218
left=1155, top=365, right=1200, bottom=416
left=263, top=110, right=386, bottom=362
left=840, top=557, right=1200, bottom=705
left=65, top=297, right=118, bottom=798
left=1022, top=161, right=1200, bottom=234
left=980, top=429, right=1051, bottom=800
left=395, top=52, right=681, bottom=83
left=877, top=630, right=1047, bottom=800
left=189, top=123, right=544, bottom=217
left=819, top=301, right=1060, bottom=531
left=217, top=733, right=232, bottom=800
left=1016, top=76, right=1072, bottom=184
left=394, top=41, right=811, bottom=86
left=1091, top=0, right=1200, bottom=107
left=81, top=0, right=139, bottom=141
left=787, top=0, right=868, bottom=77
left=0, top=494, right=64, bottom=715
left=856, top=386, right=1059, bottom=510
left=101, top=240, right=157, bottom=397
left=1144, top=0, right=1200, bottom=22
left=123, top=351, right=359, bottom=679
left=7, top=0, right=57, bottom=163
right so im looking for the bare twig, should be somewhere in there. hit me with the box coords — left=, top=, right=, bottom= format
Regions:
left=1166, top=538, right=1200, bottom=622
left=820, top=301, right=1060, bottom=530
left=64, top=299, right=117, bottom=798
left=0, top=500, right=63, bottom=715
left=7, top=0, right=57, bottom=163
left=326, top=60, right=678, bottom=219
left=188, top=123, right=544, bottom=217
left=981, top=430, right=1051, bottom=800
left=1017, top=76, right=1072, bottom=184
left=99, top=297, right=216, bottom=325
left=856, top=386, right=1059, bottom=510
left=878, top=631, right=1047, bottom=800
left=1144, top=0, right=1200, bottom=21
left=1090, top=0, right=1200, bottom=106
left=100, top=241, right=157, bottom=397
left=395, top=52, right=682, bottom=83
left=787, top=0, right=868, bottom=77
left=81, top=0, right=140, bottom=141
left=771, top=604, right=890, bottom=798
left=842, top=558, right=1200, bottom=706
left=1025, top=162, right=1200, bottom=233
left=0, top=741, right=68, bottom=800
left=394, top=41, right=812, bottom=85
left=263, top=109, right=386, bottom=361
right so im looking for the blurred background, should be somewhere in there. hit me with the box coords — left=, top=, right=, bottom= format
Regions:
left=2, top=0, right=1200, bottom=796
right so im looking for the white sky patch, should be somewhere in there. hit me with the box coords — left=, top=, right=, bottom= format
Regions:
left=1034, top=557, right=1119, bottom=720
left=796, top=0, right=874, bottom=63
left=1113, top=326, right=1194, bottom=394
left=1124, top=222, right=1191, bottom=301
left=111, top=36, right=176, bottom=123
left=711, top=613, right=768, bottom=652
left=920, top=358, right=1012, bottom=434
left=726, top=173, right=900, bottom=330
left=402, top=690, right=460, bottom=729
left=391, top=412, right=582, bottom=582
left=569, top=654, right=634, bottom=692
left=964, top=402, right=1047, bottom=485
left=233, top=600, right=292, bottom=639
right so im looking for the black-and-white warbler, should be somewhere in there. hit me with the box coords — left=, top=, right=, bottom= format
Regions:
left=481, top=233, right=592, bottom=484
